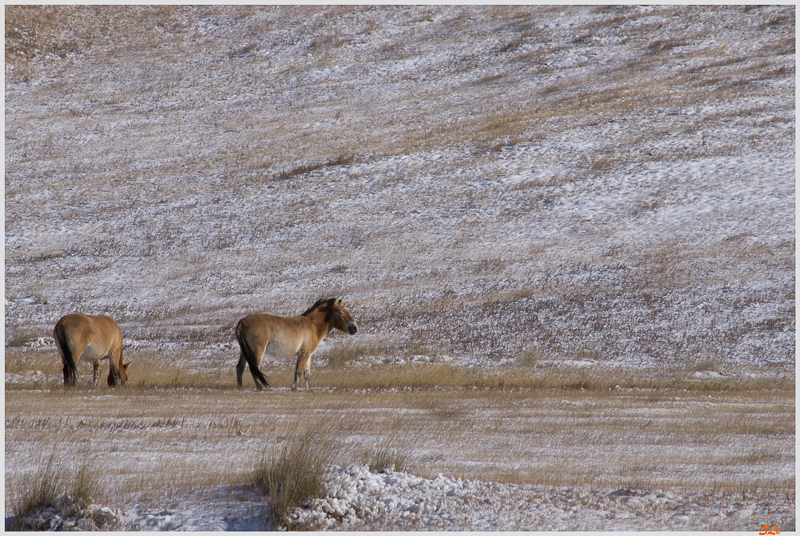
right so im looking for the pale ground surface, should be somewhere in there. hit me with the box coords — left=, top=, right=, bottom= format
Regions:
left=4, top=387, right=796, bottom=531
left=4, top=4, right=795, bottom=531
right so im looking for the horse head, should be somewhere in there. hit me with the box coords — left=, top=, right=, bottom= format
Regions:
left=107, top=362, right=129, bottom=387
left=330, top=297, right=358, bottom=335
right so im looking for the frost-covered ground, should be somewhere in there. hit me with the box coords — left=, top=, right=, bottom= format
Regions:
left=5, top=384, right=795, bottom=531
left=12, top=465, right=795, bottom=531
left=4, top=4, right=795, bottom=531
left=5, top=5, right=794, bottom=366
left=116, top=465, right=795, bottom=531
left=6, top=468, right=795, bottom=531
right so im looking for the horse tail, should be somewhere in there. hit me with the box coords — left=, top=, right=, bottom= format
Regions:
left=53, top=322, right=77, bottom=386
left=235, top=319, right=269, bottom=389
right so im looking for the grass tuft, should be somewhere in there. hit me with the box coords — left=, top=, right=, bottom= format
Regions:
left=72, top=458, right=101, bottom=508
left=8, top=449, right=101, bottom=530
left=688, top=356, right=721, bottom=373
left=363, top=432, right=417, bottom=474
left=9, top=452, right=63, bottom=525
left=253, top=422, right=340, bottom=528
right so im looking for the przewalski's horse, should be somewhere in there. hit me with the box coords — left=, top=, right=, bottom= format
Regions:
left=54, top=313, right=128, bottom=387
left=235, top=297, right=358, bottom=391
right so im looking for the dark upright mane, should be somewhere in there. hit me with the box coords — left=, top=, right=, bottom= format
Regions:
left=301, top=298, right=335, bottom=316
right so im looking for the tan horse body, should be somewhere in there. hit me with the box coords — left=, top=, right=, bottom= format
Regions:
left=235, top=297, right=358, bottom=391
left=54, top=313, right=128, bottom=387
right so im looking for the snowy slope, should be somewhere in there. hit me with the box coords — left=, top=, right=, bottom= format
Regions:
left=5, top=5, right=794, bottom=368
left=4, top=5, right=795, bottom=531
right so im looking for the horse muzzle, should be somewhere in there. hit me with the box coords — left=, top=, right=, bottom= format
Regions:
left=348, top=323, right=358, bottom=335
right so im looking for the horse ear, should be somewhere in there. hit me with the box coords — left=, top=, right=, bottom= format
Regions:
left=336, top=297, right=343, bottom=305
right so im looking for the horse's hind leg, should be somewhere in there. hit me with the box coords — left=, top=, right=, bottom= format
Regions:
left=237, top=352, right=268, bottom=390
left=237, top=335, right=268, bottom=390
left=248, top=345, right=268, bottom=391
left=60, top=351, right=78, bottom=386
left=246, top=342, right=268, bottom=391
left=236, top=352, right=247, bottom=389
left=55, top=331, right=80, bottom=387
left=92, top=361, right=100, bottom=387
left=290, top=358, right=301, bottom=391
left=61, top=359, right=77, bottom=386
left=250, top=367, right=267, bottom=390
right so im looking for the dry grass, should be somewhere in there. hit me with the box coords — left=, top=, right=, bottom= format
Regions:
left=5, top=345, right=793, bottom=394
left=362, top=430, right=418, bottom=474
left=5, top=385, right=793, bottom=513
left=123, top=349, right=232, bottom=389
left=5, top=348, right=61, bottom=375
left=252, top=421, right=341, bottom=528
left=325, top=340, right=388, bottom=370
left=7, top=449, right=102, bottom=530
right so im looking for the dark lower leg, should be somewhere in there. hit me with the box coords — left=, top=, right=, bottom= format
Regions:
left=236, top=356, right=246, bottom=388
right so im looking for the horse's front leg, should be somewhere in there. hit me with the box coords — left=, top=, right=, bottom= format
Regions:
left=292, top=351, right=312, bottom=391
left=106, top=355, right=123, bottom=387
left=92, top=361, right=100, bottom=388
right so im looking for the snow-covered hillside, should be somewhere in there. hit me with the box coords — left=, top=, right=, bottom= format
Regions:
left=5, top=5, right=795, bottom=531
left=6, top=5, right=794, bottom=368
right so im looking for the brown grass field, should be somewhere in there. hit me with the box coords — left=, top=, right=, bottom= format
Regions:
left=5, top=347, right=794, bottom=511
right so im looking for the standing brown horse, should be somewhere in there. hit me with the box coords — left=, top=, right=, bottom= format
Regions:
left=54, top=313, right=128, bottom=387
left=235, top=297, right=358, bottom=391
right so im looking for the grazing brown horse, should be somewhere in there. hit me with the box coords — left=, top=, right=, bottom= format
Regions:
left=235, top=297, right=358, bottom=391
left=54, top=313, right=128, bottom=387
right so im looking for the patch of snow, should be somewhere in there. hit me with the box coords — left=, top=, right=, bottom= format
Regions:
left=6, top=497, right=121, bottom=532
left=144, top=464, right=791, bottom=531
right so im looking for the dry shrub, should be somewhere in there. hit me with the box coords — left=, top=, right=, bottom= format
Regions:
left=253, top=421, right=340, bottom=527
left=6, top=326, right=49, bottom=348
left=404, top=337, right=443, bottom=359
left=8, top=449, right=101, bottom=530
left=72, top=460, right=100, bottom=508
left=517, top=346, right=552, bottom=366
left=123, top=350, right=183, bottom=388
left=9, top=452, right=64, bottom=525
left=362, top=431, right=417, bottom=474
